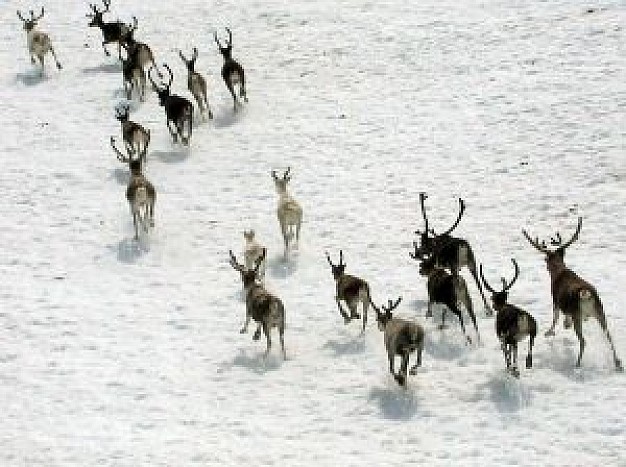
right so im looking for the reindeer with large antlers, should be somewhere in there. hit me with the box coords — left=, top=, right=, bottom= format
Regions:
left=417, top=252, right=479, bottom=344
left=114, top=103, right=150, bottom=162
left=272, top=167, right=302, bottom=258
left=411, top=193, right=491, bottom=315
left=179, top=48, right=212, bottom=121
left=229, top=249, right=286, bottom=359
left=111, top=138, right=155, bottom=240
left=148, top=64, right=193, bottom=145
left=86, top=0, right=129, bottom=57
left=214, top=27, right=248, bottom=112
left=17, top=8, right=62, bottom=72
left=480, top=259, right=537, bottom=377
left=523, top=217, right=622, bottom=370
left=372, top=297, right=425, bottom=387
left=326, top=251, right=374, bottom=333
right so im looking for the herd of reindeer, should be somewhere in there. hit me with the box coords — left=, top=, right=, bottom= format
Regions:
left=18, top=2, right=623, bottom=387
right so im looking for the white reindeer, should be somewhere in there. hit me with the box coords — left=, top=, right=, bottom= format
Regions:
left=17, top=8, right=62, bottom=73
left=271, top=167, right=302, bottom=258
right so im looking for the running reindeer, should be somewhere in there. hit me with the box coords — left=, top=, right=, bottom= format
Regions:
left=372, top=297, right=425, bottom=387
left=523, top=217, right=622, bottom=370
left=417, top=251, right=479, bottom=344
left=17, top=8, right=62, bottom=72
left=229, top=249, right=286, bottom=359
left=119, top=44, right=146, bottom=101
left=120, top=17, right=158, bottom=73
left=148, top=64, right=193, bottom=145
left=179, top=48, right=213, bottom=120
left=480, top=259, right=537, bottom=377
left=111, top=138, right=155, bottom=240
left=114, top=103, right=150, bottom=163
left=86, top=0, right=129, bottom=57
left=272, top=167, right=303, bottom=258
left=326, top=250, right=374, bottom=333
left=214, top=27, right=248, bottom=112
left=411, top=193, right=491, bottom=315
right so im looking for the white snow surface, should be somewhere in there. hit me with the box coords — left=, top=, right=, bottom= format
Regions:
left=2, top=0, right=626, bottom=465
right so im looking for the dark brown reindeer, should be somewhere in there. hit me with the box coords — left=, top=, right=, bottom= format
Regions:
left=480, top=259, right=537, bottom=377
left=111, top=138, right=155, bottom=240
left=214, top=27, right=248, bottom=112
left=372, top=297, right=425, bottom=387
left=17, top=8, right=62, bottom=72
left=148, top=64, right=193, bottom=145
left=114, top=103, right=150, bottom=162
left=325, top=251, right=374, bottom=333
left=417, top=252, right=479, bottom=344
left=411, top=193, right=491, bottom=315
left=523, top=217, right=622, bottom=371
left=86, top=0, right=129, bottom=57
left=119, top=45, right=146, bottom=101
left=120, top=17, right=159, bottom=73
left=229, top=249, right=286, bottom=359
left=179, top=48, right=213, bottom=120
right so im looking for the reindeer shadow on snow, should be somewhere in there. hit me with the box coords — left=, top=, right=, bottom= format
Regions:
left=368, top=385, right=420, bottom=420
left=322, top=331, right=367, bottom=356
left=81, top=62, right=121, bottom=75
left=231, top=348, right=285, bottom=374
left=115, top=235, right=150, bottom=263
left=150, top=147, right=190, bottom=164
left=476, top=370, right=533, bottom=413
left=15, top=69, right=47, bottom=86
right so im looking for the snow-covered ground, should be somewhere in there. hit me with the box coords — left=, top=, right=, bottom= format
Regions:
left=1, top=0, right=625, bottom=465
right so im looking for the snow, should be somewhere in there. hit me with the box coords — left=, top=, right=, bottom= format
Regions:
left=2, top=0, right=625, bottom=465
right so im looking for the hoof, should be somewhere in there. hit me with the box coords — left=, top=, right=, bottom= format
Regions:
left=252, top=330, right=261, bottom=341
left=394, top=374, right=407, bottom=386
left=615, top=359, right=623, bottom=372
left=545, top=329, right=555, bottom=337
left=343, top=316, right=351, bottom=324
left=239, top=328, right=246, bottom=334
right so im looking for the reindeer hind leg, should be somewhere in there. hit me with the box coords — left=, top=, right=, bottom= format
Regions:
left=49, top=45, right=62, bottom=69
left=572, top=317, right=585, bottom=368
left=596, top=311, right=623, bottom=371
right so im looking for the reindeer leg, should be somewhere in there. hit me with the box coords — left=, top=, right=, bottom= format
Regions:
left=49, top=46, right=62, bottom=70
left=526, top=333, right=535, bottom=368
left=597, top=312, right=623, bottom=371
left=573, top=316, right=585, bottom=368
left=132, top=210, right=140, bottom=240
left=388, top=353, right=395, bottom=375
left=410, top=347, right=422, bottom=375
left=469, top=263, right=492, bottom=316
left=102, top=41, right=110, bottom=56
left=545, top=303, right=559, bottom=337
left=279, top=323, right=286, bottom=360
left=253, top=323, right=262, bottom=340
left=166, top=118, right=178, bottom=144
left=205, top=93, right=213, bottom=119
left=240, top=308, right=251, bottom=334
left=453, top=307, right=472, bottom=344
left=396, top=353, right=409, bottom=386
left=361, top=297, right=368, bottom=333
left=511, top=342, right=520, bottom=377
left=336, top=299, right=350, bottom=324
left=263, top=322, right=271, bottom=358
left=226, top=80, right=238, bottom=112
left=239, top=69, right=248, bottom=102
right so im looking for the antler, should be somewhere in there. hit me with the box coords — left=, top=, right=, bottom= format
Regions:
left=214, top=31, right=223, bottom=49
left=325, top=250, right=345, bottom=267
left=550, top=217, right=582, bottom=252
left=229, top=250, right=245, bottom=272
left=225, top=27, right=233, bottom=46
left=192, top=47, right=198, bottom=61
left=438, top=198, right=465, bottom=237
left=162, top=63, right=173, bottom=89
left=409, top=241, right=425, bottom=260
left=102, top=0, right=111, bottom=13
left=383, top=296, right=402, bottom=313
left=110, top=136, right=131, bottom=163
left=253, top=248, right=266, bottom=273
left=480, top=258, right=520, bottom=295
left=522, top=228, right=549, bottom=253
left=17, top=10, right=27, bottom=22
left=178, top=49, right=188, bottom=63
left=478, top=264, right=496, bottom=294
left=416, top=192, right=429, bottom=235
left=283, top=167, right=292, bottom=182
left=30, top=8, right=44, bottom=22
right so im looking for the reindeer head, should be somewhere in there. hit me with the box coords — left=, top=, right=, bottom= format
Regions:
left=179, top=48, right=198, bottom=73
left=86, top=0, right=109, bottom=27
left=371, top=297, right=402, bottom=331
left=522, top=217, right=582, bottom=274
left=17, top=8, right=44, bottom=32
left=120, top=16, right=138, bottom=46
left=229, top=249, right=265, bottom=288
left=115, top=103, right=130, bottom=123
left=271, top=167, right=292, bottom=195
left=479, top=259, right=519, bottom=311
left=413, top=193, right=466, bottom=257
left=214, top=27, right=233, bottom=60
left=148, top=64, right=173, bottom=105
left=417, top=253, right=437, bottom=277
left=243, top=229, right=255, bottom=243
left=325, top=250, right=347, bottom=280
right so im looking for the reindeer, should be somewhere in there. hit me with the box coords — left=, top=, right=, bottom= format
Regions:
left=120, top=17, right=159, bottom=73
left=417, top=252, right=479, bottom=344
left=179, top=48, right=213, bottom=121
left=114, top=103, right=150, bottom=162
left=17, top=8, right=62, bottom=72
left=86, top=0, right=129, bottom=57
left=411, top=193, right=491, bottom=315
left=148, top=64, right=193, bottom=145
left=229, top=250, right=286, bottom=359
left=119, top=45, right=146, bottom=101
left=372, top=297, right=425, bottom=387
left=111, top=138, right=155, bottom=240
left=243, top=230, right=266, bottom=285
left=214, top=27, right=248, bottom=112
left=325, top=251, right=374, bottom=333
left=272, top=167, right=303, bottom=258
left=480, top=259, right=537, bottom=377
left=523, top=217, right=622, bottom=371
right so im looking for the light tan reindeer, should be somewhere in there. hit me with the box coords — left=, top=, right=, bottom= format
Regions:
left=272, top=167, right=303, bottom=259
left=372, top=296, right=425, bottom=387
left=179, top=48, right=213, bottom=121
left=326, top=250, right=374, bottom=333
left=17, top=8, right=62, bottom=72
left=111, top=138, right=155, bottom=240
left=229, top=249, right=286, bottom=359
left=243, top=230, right=266, bottom=285
left=114, top=103, right=150, bottom=162
left=523, top=216, right=622, bottom=371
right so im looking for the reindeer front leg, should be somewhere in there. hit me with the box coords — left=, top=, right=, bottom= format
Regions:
left=336, top=298, right=350, bottom=323
left=166, top=118, right=178, bottom=143
left=263, top=322, right=271, bottom=358
left=545, top=302, right=559, bottom=337
left=240, top=305, right=252, bottom=334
